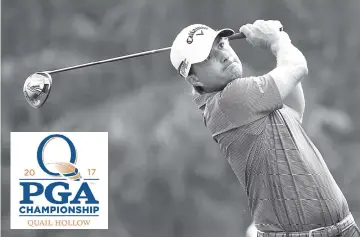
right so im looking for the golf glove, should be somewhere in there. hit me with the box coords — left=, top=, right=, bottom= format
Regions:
left=239, top=20, right=291, bottom=51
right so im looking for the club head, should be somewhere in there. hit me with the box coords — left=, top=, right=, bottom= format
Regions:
left=23, top=72, right=52, bottom=109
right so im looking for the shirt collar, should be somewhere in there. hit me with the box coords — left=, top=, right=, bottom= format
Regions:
left=193, top=90, right=218, bottom=109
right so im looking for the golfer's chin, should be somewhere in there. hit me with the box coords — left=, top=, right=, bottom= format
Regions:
left=224, top=67, right=243, bottom=84
left=212, top=66, right=243, bottom=91
left=225, top=63, right=242, bottom=78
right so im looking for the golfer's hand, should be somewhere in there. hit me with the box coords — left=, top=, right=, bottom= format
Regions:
left=239, top=20, right=290, bottom=51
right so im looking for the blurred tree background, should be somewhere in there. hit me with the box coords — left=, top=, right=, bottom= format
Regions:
left=2, top=0, right=360, bottom=236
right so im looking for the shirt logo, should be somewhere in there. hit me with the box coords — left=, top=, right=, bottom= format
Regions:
left=253, top=77, right=265, bottom=93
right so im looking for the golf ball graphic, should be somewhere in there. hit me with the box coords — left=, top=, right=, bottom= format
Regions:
left=46, top=162, right=82, bottom=181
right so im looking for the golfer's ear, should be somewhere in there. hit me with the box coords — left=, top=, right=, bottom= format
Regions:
left=185, top=74, right=203, bottom=87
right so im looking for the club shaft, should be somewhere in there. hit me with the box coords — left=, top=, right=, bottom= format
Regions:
left=45, top=31, right=272, bottom=75
left=47, top=47, right=172, bottom=74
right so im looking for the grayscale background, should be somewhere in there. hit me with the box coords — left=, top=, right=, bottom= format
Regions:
left=2, top=0, right=360, bottom=236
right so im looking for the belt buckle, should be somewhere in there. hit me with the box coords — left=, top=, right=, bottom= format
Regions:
left=308, top=227, right=326, bottom=237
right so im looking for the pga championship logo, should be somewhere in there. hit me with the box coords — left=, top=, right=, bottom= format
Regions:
left=11, top=132, right=108, bottom=229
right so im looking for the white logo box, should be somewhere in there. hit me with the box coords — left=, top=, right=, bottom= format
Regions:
left=10, top=132, right=108, bottom=229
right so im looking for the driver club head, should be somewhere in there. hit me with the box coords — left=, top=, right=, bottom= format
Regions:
left=23, top=72, right=52, bottom=109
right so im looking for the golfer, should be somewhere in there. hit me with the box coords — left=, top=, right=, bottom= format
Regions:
left=170, top=20, right=359, bottom=237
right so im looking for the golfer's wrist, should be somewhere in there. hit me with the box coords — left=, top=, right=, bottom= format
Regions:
left=270, top=32, right=292, bottom=55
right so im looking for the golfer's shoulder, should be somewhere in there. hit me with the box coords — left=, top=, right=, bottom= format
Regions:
left=219, top=75, right=270, bottom=105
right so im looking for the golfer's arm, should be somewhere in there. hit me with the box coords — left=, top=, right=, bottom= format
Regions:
left=268, top=37, right=308, bottom=104
left=283, top=83, right=305, bottom=122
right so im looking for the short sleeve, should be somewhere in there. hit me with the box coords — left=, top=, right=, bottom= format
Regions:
left=219, top=74, right=283, bottom=127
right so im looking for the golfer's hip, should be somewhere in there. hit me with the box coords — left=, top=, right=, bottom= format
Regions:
left=257, top=213, right=357, bottom=237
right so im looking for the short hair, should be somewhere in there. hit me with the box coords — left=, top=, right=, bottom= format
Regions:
left=186, top=66, right=205, bottom=94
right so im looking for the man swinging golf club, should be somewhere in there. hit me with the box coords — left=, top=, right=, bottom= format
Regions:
left=170, top=20, right=359, bottom=237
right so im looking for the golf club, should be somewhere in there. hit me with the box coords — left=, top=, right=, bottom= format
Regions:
left=23, top=28, right=283, bottom=109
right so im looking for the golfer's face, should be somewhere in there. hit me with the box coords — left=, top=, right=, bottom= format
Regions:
left=192, top=36, right=243, bottom=91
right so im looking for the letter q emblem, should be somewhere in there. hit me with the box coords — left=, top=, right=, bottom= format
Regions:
left=37, top=134, right=81, bottom=180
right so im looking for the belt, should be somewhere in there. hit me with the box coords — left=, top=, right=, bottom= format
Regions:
left=257, top=214, right=355, bottom=237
